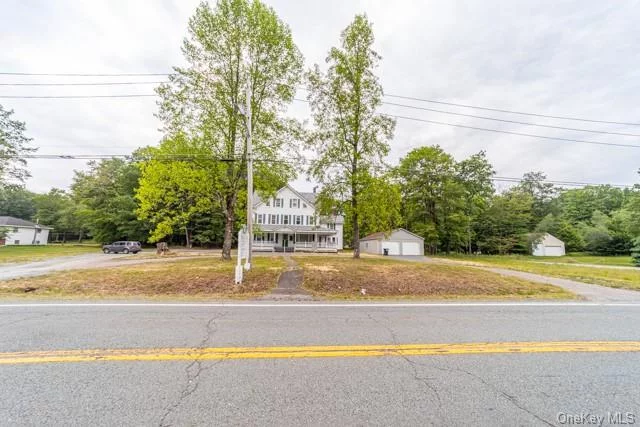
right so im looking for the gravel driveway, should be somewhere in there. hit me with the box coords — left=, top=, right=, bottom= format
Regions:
left=0, top=253, right=170, bottom=281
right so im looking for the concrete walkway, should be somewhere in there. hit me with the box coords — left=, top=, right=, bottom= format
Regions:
left=259, top=256, right=312, bottom=301
left=391, top=255, right=640, bottom=303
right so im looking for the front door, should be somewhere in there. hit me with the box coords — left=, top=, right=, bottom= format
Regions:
left=282, top=235, right=288, bottom=248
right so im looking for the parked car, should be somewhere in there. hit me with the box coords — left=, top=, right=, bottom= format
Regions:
left=102, top=241, right=142, bottom=254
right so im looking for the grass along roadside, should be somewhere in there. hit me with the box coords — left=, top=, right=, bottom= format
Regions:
left=439, top=255, right=640, bottom=291
left=437, top=253, right=635, bottom=267
left=294, top=256, right=575, bottom=300
left=0, top=256, right=285, bottom=299
left=0, top=244, right=99, bottom=264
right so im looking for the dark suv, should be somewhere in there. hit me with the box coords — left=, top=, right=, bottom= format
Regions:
left=102, top=241, right=142, bottom=254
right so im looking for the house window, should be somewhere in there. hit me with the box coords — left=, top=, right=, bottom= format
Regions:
left=12, top=227, right=18, bottom=233
left=283, top=215, right=290, bottom=225
left=295, top=215, right=302, bottom=225
left=290, top=198, right=300, bottom=208
left=302, top=203, right=307, bottom=209
left=269, top=214, right=278, bottom=225
left=14, top=240, right=19, bottom=245
left=328, top=223, right=335, bottom=230
left=256, top=214, right=264, bottom=225
left=266, top=200, right=270, bottom=207
left=274, top=198, right=283, bottom=208
left=306, top=215, right=315, bottom=226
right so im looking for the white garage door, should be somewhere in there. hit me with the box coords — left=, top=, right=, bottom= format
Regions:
left=381, top=241, right=400, bottom=255
left=544, top=246, right=564, bottom=256
left=401, top=241, right=421, bottom=256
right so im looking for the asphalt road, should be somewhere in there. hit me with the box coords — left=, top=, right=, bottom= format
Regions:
left=1, top=302, right=640, bottom=426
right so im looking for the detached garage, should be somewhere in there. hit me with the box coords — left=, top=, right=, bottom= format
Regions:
left=532, top=233, right=566, bottom=257
left=360, top=228, right=424, bottom=256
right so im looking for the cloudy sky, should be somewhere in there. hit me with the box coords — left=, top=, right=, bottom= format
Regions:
left=2, top=0, right=639, bottom=193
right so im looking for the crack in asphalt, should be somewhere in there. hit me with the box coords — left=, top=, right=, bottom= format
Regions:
left=411, top=358, right=555, bottom=426
left=365, top=311, right=554, bottom=426
left=366, top=312, right=444, bottom=424
left=158, top=311, right=227, bottom=427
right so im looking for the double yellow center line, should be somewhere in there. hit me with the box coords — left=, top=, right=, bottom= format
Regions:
left=1, top=341, right=640, bottom=365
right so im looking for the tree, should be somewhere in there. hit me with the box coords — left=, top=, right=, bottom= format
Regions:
left=306, top=14, right=395, bottom=258
left=517, top=171, right=557, bottom=227
left=71, top=159, right=148, bottom=244
left=0, top=184, right=36, bottom=219
left=475, top=189, right=533, bottom=254
left=457, top=151, right=495, bottom=253
left=396, top=146, right=469, bottom=254
left=535, top=214, right=584, bottom=252
left=330, top=174, right=401, bottom=247
left=136, top=135, right=223, bottom=246
left=0, top=104, right=35, bottom=185
left=157, top=0, right=303, bottom=260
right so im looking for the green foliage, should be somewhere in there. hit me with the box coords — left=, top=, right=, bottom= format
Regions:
left=0, top=226, right=8, bottom=240
left=475, top=189, right=534, bottom=254
left=72, top=159, right=148, bottom=244
left=157, top=0, right=302, bottom=259
left=631, top=237, right=640, bottom=266
left=535, top=214, right=584, bottom=252
left=306, top=14, right=395, bottom=257
left=516, top=171, right=558, bottom=226
left=0, top=104, right=35, bottom=185
left=0, top=184, right=36, bottom=219
left=338, top=175, right=402, bottom=247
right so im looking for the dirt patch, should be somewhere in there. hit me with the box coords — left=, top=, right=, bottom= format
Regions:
left=0, top=256, right=285, bottom=299
left=295, top=256, right=574, bottom=299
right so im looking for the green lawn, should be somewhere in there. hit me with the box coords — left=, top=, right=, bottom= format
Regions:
left=0, top=244, right=100, bottom=264
left=0, top=256, right=285, bottom=299
left=294, top=256, right=574, bottom=300
left=438, top=253, right=635, bottom=267
left=438, top=254, right=640, bottom=291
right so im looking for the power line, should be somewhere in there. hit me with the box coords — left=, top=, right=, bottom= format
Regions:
left=491, top=176, right=632, bottom=189
left=0, top=81, right=165, bottom=87
left=0, top=72, right=169, bottom=77
left=0, top=94, right=156, bottom=99
left=381, top=101, right=640, bottom=137
left=384, top=93, right=640, bottom=126
left=3, top=72, right=639, bottom=126
left=384, top=113, right=640, bottom=149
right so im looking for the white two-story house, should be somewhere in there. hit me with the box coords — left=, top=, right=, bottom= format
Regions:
left=252, top=185, right=343, bottom=252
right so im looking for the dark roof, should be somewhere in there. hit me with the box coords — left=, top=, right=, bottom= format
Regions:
left=0, top=216, right=52, bottom=229
left=299, top=192, right=317, bottom=204
left=253, top=185, right=318, bottom=208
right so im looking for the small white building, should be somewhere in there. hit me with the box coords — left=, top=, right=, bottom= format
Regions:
left=532, top=233, right=565, bottom=257
left=252, top=185, right=343, bottom=252
left=0, top=216, right=52, bottom=246
left=360, top=228, right=424, bottom=256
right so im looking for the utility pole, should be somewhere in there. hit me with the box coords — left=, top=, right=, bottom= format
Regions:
left=245, top=82, right=253, bottom=271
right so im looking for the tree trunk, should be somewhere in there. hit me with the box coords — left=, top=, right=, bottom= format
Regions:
left=221, top=194, right=236, bottom=261
left=77, top=230, right=83, bottom=243
left=185, top=226, right=191, bottom=248
left=352, top=195, right=360, bottom=259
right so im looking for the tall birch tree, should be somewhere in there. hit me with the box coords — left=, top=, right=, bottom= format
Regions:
left=306, top=15, right=395, bottom=258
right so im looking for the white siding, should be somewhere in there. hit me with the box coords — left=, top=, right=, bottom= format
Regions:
left=381, top=241, right=401, bottom=255
left=401, top=242, right=421, bottom=256
left=4, top=227, right=50, bottom=245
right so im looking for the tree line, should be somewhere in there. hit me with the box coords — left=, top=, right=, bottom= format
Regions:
left=1, top=0, right=639, bottom=260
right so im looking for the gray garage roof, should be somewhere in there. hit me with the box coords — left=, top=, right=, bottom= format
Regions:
left=0, top=216, right=53, bottom=229
left=360, top=228, right=423, bottom=242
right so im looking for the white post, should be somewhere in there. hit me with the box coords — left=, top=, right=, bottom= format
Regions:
left=245, top=82, right=253, bottom=271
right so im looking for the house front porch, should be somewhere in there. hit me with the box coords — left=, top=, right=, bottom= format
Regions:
left=253, top=229, right=339, bottom=253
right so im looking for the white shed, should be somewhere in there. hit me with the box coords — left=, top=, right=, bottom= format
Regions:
left=532, top=233, right=565, bottom=257
left=0, top=216, right=52, bottom=246
left=360, top=228, right=424, bottom=256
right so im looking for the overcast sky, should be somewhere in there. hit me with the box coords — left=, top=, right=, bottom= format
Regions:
left=2, top=0, right=639, bottom=193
